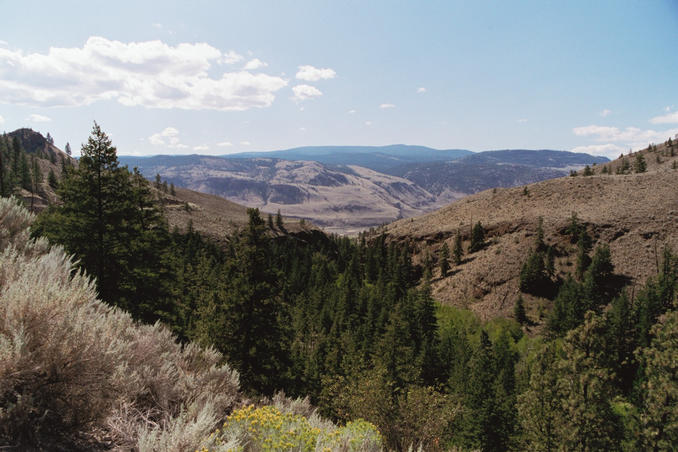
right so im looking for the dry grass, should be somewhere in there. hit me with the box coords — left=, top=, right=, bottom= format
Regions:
left=384, top=141, right=678, bottom=323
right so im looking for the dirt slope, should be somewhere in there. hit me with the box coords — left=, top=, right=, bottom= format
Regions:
left=384, top=141, right=678, bottom=321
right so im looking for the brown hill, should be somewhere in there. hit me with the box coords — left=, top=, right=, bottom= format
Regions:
left=157, top=185, right=309, bottom=243
left=383, top=140, right=678, bottom=324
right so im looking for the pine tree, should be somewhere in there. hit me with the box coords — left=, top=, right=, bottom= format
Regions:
left=583, top=165, right=594, bottom=176
left=453, top=229, right=463, bottom=265
left=517, top=342, right=561, bottom=451
left=637, top=309, right=678, bottom=450
left=634, top=154, right=647, bottom=173
left=33, top=122, right=169, bottom=320
left=554, top=313, right=622, bottom=451
left=47, top=168, right=58, bottom=189
left=514, top=295, right=527, bottom=324
left=276, top=208, right=285, bottom=232
left=469, top=221, right=485, bottom=253
left=439, top=242, right=450, bottom=277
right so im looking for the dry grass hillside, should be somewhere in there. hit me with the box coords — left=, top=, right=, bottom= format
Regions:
left=384, top=140, right=678, bottom=323
left=158, top=186, right=310, bottom=242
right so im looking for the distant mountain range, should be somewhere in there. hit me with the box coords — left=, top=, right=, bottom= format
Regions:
left=220, top=145, right=472, bottom=173
left=120, top=147, right=608, bottom=234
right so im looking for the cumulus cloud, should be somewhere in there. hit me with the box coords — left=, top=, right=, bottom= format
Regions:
left=27, top=113, right=51, bottom=122
left=517, top=118, right=528, bottom=123
left=365, top=121, right=373, bottom=127
left=149, top=127, right=188, bottom=148
left=0, top=37, right=286, bottom=111
left=417, top=87, right=427, bottom=94
left=291, top=84, right=322, bottom=102
left=650, top=111, right=678, bottom=124
left=0, top=115, right=4, bottom=124
left=296, top=65, right=336, bottom=81
left=347, top=109, right=356, bottom=114
left=217, top=141, right=233, bottom=147
left=379, top=103, right=396, bottom=109
left=193, top=145, right=209, bottom=151
left=570, top=143, right=626, bottom=159
left=240, top=141, right=251, bottom=146
left=243, top=58, right=267, bottom=70
left=600, top=109, right=611, bottom=117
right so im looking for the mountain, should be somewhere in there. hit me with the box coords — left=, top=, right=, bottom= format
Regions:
left=382, top=140, right=678, bottom=323
left=221, top=144, right=472, bottom=173
left=386, top=149, right=609, bottom=203
left=121, top=155, right=437, bottom=235
left=2, top=128, right=76, bottom=209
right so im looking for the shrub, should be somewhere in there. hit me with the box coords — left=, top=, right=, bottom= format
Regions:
left=0, top=197, right=242, bottom=450
left=197, top=404, right=383, bottom=452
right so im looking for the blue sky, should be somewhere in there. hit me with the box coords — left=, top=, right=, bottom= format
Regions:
left=0, top=0, right=676, bottom=158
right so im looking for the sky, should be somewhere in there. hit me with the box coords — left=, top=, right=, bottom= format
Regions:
left=0, top=0, right=677, bottom=158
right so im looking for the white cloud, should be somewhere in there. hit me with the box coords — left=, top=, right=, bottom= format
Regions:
left=517, top=118, right=528, bottom=123
left=149, top=127, right=188, bottom=148
left=193, top=145, right=209, bottom=151
left=243, top=58, right=267, bottom=70
left=296, top=65, right=336, bottom=81
left=365, top=121, right=373, bottom=127
left=27, top=113, right=51, bottom=122
left=152, top=23, right=163, bottom=29
left=572, top=124, right=678, bottom=146
left=650, top=111, right=678, bottom=124
left=299, top=127, right=306, bottom=132
left=0, top=115, right=4, bottom=124
left=347, top=109, right=356, bottom=114
left=217, top=141, right=233, bottom=147
left=600, top=109, right=611, bottom=117
left=0, top=37, right=286, bottom=111
left=240, top=141, right=251, bottom=146
left=221, top=50, right=244, bottom=64
left=291, top=84, right=322, bottom=102
left=570, top=143, right=626, bottom=159
left=379, top=103, right=396, bottom=109
left=417, top=87, right=427, bottom=94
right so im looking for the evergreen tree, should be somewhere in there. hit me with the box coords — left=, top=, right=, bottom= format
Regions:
left=635, top=153, right=647, bottom=173
left=170, top=182, right=176, bottom=196
left=276, top=208, right=285, bottom=231
left=195, top=208, right=287, bottom=395
left=583, top=165, right=594, bottom=176
left=575, top=230, right=592, bottom=280
left=517, top=342, right=561, bottom=451
left=554, top=313, right=622, bottom=451
left=637, top=309, right=678, bottom=450
left=453, top=229, right=463, bottom=265
left=439, top=242, right=450, bottom=277
left=469, top=221, right=485, bottom=253
left=33, top=122, right=169, bottom=321
left=514, top=295, right=527, bottom=324
left=48, top=168, right=58, bottom=189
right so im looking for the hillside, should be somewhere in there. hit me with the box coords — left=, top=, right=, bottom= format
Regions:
left=122, top=149, right=606, bottom=234
left=385, top=149, right=608, bottom=203
left=121, top=155, right=438, bottom=235
left=383, top=140, right=678, bottom=322
left=4, top=128, right=76, bottom=209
